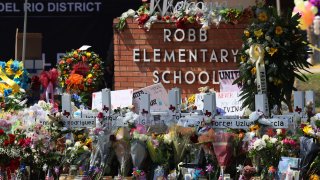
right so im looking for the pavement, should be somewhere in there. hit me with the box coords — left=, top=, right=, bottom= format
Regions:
left=304, top=64, right=320, bottom=73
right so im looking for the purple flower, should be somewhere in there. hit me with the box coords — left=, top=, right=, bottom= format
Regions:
left=54, top=167, right=60, bottom=175
left=206, top=164, right=214, bottom=173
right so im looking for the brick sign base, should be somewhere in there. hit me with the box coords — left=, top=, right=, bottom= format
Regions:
left=113, top=18, right=246, bottom=97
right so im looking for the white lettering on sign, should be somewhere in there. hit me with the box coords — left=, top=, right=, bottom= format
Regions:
left=133, top=48, right=238, bottom=63
left=0, top=2, right=102, bottom=13
left=153, top=71, right=219, bottom=85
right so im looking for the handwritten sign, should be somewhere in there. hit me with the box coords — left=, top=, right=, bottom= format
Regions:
left=92, top=89, right=133, bottom=110
left=132, top=83, right=168, bottom=113
left=218, top=70, right=240, bottom=92
left=195, top=92, right=244, bottom=116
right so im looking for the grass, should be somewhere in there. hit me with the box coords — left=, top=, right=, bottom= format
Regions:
left=295, top=72, right=320, bottom=112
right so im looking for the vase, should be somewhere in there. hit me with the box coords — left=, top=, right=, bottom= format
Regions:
left=251, top=156, right=260, bottom=172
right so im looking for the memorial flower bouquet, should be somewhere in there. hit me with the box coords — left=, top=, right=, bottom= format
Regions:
left=0, top=128, right=31, bottom=178
left=0, top=59, right=29, bottom=111
left=234, top=4, right=311, bottom=111
left=248, top=134, right=281, bottom=176
left=58, top=49, right=104, bottom=106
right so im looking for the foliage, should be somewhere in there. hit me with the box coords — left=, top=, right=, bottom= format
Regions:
left=234, top=5, right=312, bottom=111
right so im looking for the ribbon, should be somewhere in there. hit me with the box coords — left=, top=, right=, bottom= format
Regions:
left=40, top=68, right=58, bottom=104
left=249, top=44, right=269, bottom=116
left=0, top=68, right=20, bottom=94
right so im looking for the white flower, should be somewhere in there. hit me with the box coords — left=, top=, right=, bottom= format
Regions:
left=253, top=139, right=266, bottom=150
left=163, top=133, right=173, bottom=144
left=132, top=131, right=139, bottom=139
left=276, top=129, right=282, bottom=135
left=262, top=135, right=269, bottom=141
left=247, top=38, right=253, bottom=44
left=245, top=49, right=250, bottom=55
left=127, top=9, right=136, bottom=17
left=265, top=47, right=270, bottom=52
left=270, top=138, right=278, bottom=144
left=65, top=139, right=72, bottom=145
left=121, top=12, right=128, bottom=19
left=43, top=164, right=48, bottom=171
left=265, top=36, right=271, bottom=41
left=38, top=100, right=46, bottom=107
left=83, top=146, right=89, bottom=151
left=74, top=141, right=81, bottom=148
left=139, top=134, right=148, bottom=142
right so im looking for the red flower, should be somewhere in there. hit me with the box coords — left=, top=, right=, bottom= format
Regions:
left=93, top=64, right=100, bottom=70
left=3, top=139, right=10, bottom=146
left=0, top=129, right=4, bottom=135
left=8, top=134, right=15, bottom=143
left=66, top=58, right=72, bottom=64
left=87, top=78, right=93, bottom=84
left=175, top=18, right=187, bottom=29
left=137, top=13, right=150, bottom=25
left=266, top=128, right=275, bottom=137
left=18, top=138, right=25, bottom=146
left=81, top=56, right=87, bottom=62
left=97, top=112, right=104, bottom=119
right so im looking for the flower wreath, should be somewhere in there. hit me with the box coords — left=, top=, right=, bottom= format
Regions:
left=57, top=49, right=104, bottom=94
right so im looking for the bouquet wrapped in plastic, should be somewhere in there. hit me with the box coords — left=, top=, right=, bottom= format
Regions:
left=212, top=131, right=234, bottom=179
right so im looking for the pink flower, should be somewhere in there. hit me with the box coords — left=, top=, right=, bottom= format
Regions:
left=151, top=139, right=159, bottom=148
left=206, top=164, right=214, bottom=173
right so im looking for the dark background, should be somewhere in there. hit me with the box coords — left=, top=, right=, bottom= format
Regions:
left=0, top=0, right=141, bottom=66
left=0, top=0, right=293, bottom=67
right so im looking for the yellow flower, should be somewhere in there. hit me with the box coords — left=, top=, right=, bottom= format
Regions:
left=258, top=12, right=268, bottom=22
left=310, top=174, right=320, bottom=180
left=5, top=67, right=14, bottom=76
left=6, top=59, right=13, bottom=68
left=86, top=52, right=91, bottom=58
left=251, top=67, right=256, bottom=75
left=85, top=138, right=92, bottom=146
left=188, top=94, right=195, bottom=104
left=254, top=29, right=264, bottom=38
left=275, top=26, right=283, bottom=35
left=268, top=47, right=278, bottom=56
left=249, top=124, right=260, bottom=132
left=244, top=30, right=250, bottom=37
left=14, top=70, right=23, bottom=78
left=273, top=79, right=282, bottom=86
left=240, top=55, right=247, bottom=62
left=87, top=74, right=93, bottom=78
left=303, top=125, right=313, bottom=135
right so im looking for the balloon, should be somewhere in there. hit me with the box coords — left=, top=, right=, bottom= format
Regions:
left=293, top=0, right=318, bottom=30
left=311, top=6, right=318, bottom=15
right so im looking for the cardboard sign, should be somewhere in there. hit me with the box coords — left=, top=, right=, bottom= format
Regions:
left=62, top=118, right=96, bottom=128
left=132, top=83, right=168, bottom=113
left=195, top=92, right=243, bottom=116
left=92, top=89, right=133, bottom=110
left=218, top=70, right=240, bottom=92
